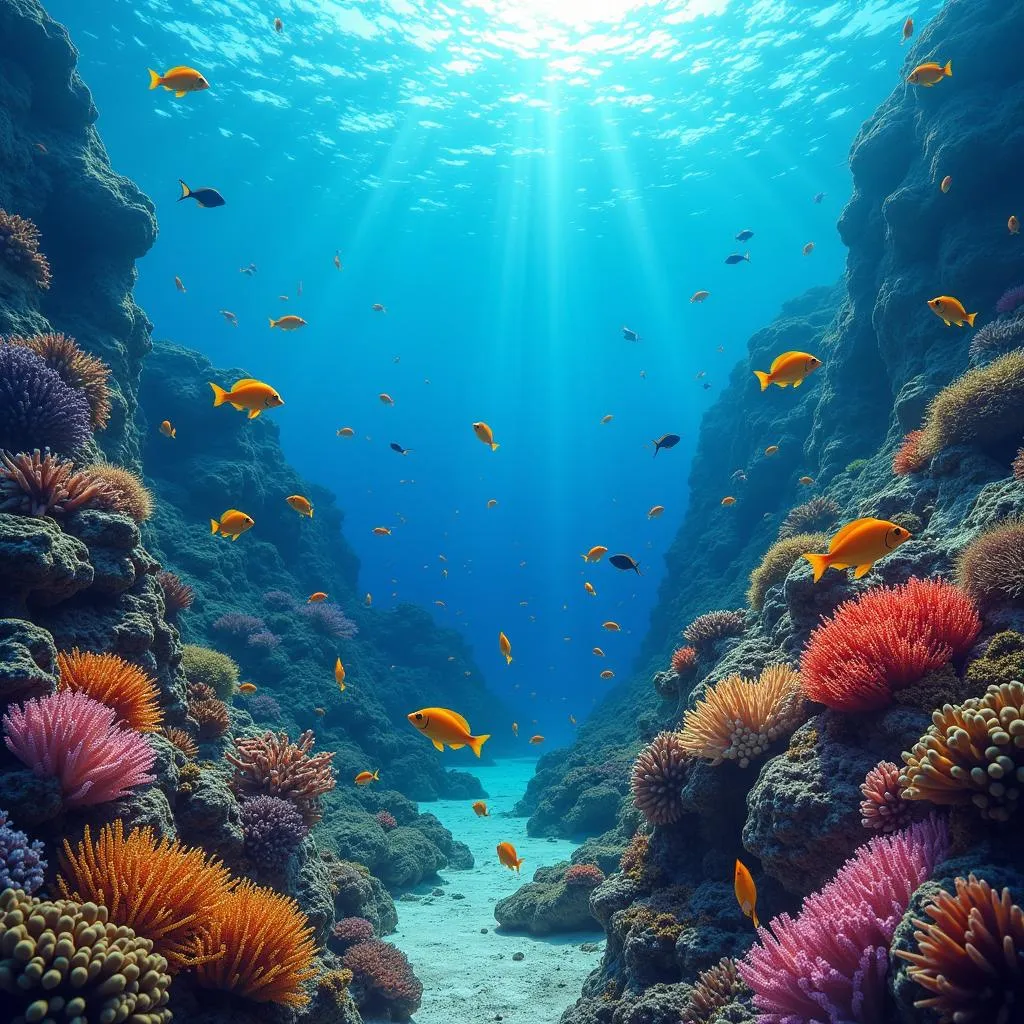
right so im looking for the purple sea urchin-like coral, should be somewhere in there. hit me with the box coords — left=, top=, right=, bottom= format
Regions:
left=0, top=209, right=51, bottom=289
left=248, top=629, right=282, bottom=650
left=239, top=795, right=308, bottom=872
left=263, top=589, right=297, bottom=611
left=683, top=609, right=747, bottom=648
left=630, top=731, right=689, bottom=825
left=0, top=807, right=46, bottom=893
left=247, top=693, right=283, bottom=721
left=996, top=284, right=1024, bottom=314
left=738, top=817, right=949, bottom=1024
left=298, top=601, right=359, bottom=639
left=969, top=313, right=1024, bottom=363
left=213, top=612, right=265, bottom=636
left=859, top=760, right=915, bottom=833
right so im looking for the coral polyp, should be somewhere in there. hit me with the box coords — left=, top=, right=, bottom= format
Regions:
left=0, top=209, right=51, bottom=289
left=630, top=731, right=689, bottom=825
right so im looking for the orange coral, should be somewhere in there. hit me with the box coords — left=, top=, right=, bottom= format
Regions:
left=0, top=208, right=51, bottom=289
left=893, top=430, right=928, bottom=476
left=82, top=463, right=153, bottom=521
left=193, top=880, right=317, bottom=1006
left=58, top=820, right=233, bottom=972
left=161, top=726, right=198, bottom=759
left=57, top=649, right=163, bottom=732
left=190, top=695, right=230, bottom=738
left=678, top=664, right=805, bottom=767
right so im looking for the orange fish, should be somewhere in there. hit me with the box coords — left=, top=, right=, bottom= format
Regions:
left=528, top=735, right=544, bottom=745
left=379, top=393, right=394, bottom=406
left=940, top=175, right=952, bottom=194
left=803, top=517, right=912, bottom=582
left=148, top=65, right=209, bottom=97
left=908, top=60, right=952, bottom=87
left=499, top=631, right=512, bottom=665
left=174, top=276, right=186, bottom=292
left=237, top=683, right=257, bottom=694
left=721, top=496, right=736, bottom=506
left=337, top=427, right=355, bottom=437
left=472, top=801, right=489, bottom=817
left=753, top=351, right=822, bottom=391
left=734, top=859, right=760, bottom=928
left=334, top=658, right=346, bottom=691
left=582, top=546, right=608, bottom=563
left=584, top=582, right=596, bottom=596
left=373, top=527, right=392, bottom=536
left=269, top=315, right=306, bottom=331
left=802, top=242, right=815, bottom=256
left=690, top=290, right=710, bottom=303
left=274, top=16, right=283, bottom=32
left=1010, top=216, right=1021, bottom=236
left=473, top=421, right=499, bottom=451
left=354, top=770, right=379, bottom=786
left=209, top=378, right=284, bottom=419
left=286, top=495, right=314, bottom=518
left=592, top=647, right=605, bottom=657
left=928, top=295, right=976, bottom=328
left=764, top=446, right=779, bottom=457
left=600, top=670, right=614, bottom=679
left=601, top=414, right=613, bottom=424
left=408, top=707, right=490, bottom=756
left=308, top=592, right=328, bottom=603
left=512, top=721, right=519, bottom=736
left=210, top=509, right=254, bottom=541
left=798, top=476, right=814, bottom=485
left=901, top=16, right=913, bottom=44
left=603, top=622, right=620, bottom=632
left=497, top=842, right=524, bottom=873
left=159, top=420, right=176, bottom=439
left=648, top=505, right=665, bottom=519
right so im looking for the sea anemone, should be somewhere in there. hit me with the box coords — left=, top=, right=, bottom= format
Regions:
left=777, top=496, right=840, bottom=540
left=893, top=430, right=929, bottom=476
left=969, top=313, right=1024, bottom=363
left=181, top=644, right=239, bottom=700
left=189, top=695, right=230, bottom=739
left=678, top=664, right=806, bottom=767
left=156, top=570, right=194, bottom=617
left=0, top=448, right=116, bottom=517
left=630, top=731, right=689, bottom=826
left=996, top=284, right=1024, bottom=315
left=670, top=646, right=697, bottom=676
left=683, top=958, right=748, bottom=1024
left=859, top=760, right=915, bottom=833
left=80, top=463, right=153, bottom=521
left=0, top=807, right=46, bottom=893
left=800, top=577, right=981, bottom=712
left=564, top=863, right=605, bottom=888
left=160, top=726, right=198, bottom=760
left=56, top=648, right=163, bottom=732
left=343, top=940, right=423, bottom=1020
left=213, top=612, right=265, bottom=636
left=0, top=208, right=51, bottom=288
left=298, top=601, right=359, bottom=639
left=683, top=609, right=747, bottom=648
left=331, top=917, right=376, bottom=951
left=239, top=794, right=309, bottom=872
left=956, top=519, right=1024, bottom=606
left=375, top=810, right=398, bottom=832
left=747, top=533, right=827, bottom=611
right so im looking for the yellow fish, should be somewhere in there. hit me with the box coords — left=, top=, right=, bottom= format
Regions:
left=584, top=582, right=596, bottom=596
left=159, top=420, right=176, bottom=439
left=269, top=315, right=306, bottom=330
left=237, top=683, right=257, bottom=694
left=603, top=622, right=621, bottom=632
left=308, top=592, right=328, bottom=603
left=354, top=770, right=379, bottom=786
left=408, top=707, right=490, bottom=757
left=582, top=545, right=608, bottom=563
left=648, top=505, right=665, bottom=519
left=592, top=647, right=605, bottom=657
left=497, top=841, right=524, bottom=873
left=472, top=801, right=489, bottom=817
left=147, top=65, right=209, bottom=97
left=210, top=509, right=254, bottom=541
left=487, top=499, right=498, bottom=509
left=734, top=859, right=760, bottom=928
left=600, top=669, right=614, bottom=679
left=909, top=60, right=952, bottom=86
left=601, top=414, right=613, bottom=424
left=499, top=631, right=513, bottom=665
left=337, top=427, right=355, bottom=437
left=753, top=351, right=822, bottom=391
left=209, top=378, right=284, bottom=419
left=334, top=658, right=346, bottom=691
left=287, top=495, right=314, bottom=517
left=928, top=295, right=976, bottom=328
left=940, top=175, right=952, bottom=193
left=803, top=517, right=912, bottom=582
left=473, top=421, right=499, bottom=450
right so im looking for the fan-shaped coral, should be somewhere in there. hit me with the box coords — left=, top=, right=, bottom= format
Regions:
left=683, top=609, right=747, bottom=648
left=160, top=726, right=198, bottom=760
left=193, top=880, right=317, bottom=1006
left=900, top=681, right=1024, bottom=822
left=3, top=690, right=155, bottom=808
left=678, top=664, right=805, bottom=767
left=860, top=760, right=915, bottom=833
left=893, top=430, right=928, bottom=476
left=897, top=873, right=1024, bottom=1024
left=182, top=644, right=240, bottom=700
left=630, top=731, right=689, bottom=825
left=7, top=332, right=112, bottom=429
left=0, top=448, right=117, bottom=517
left=156, top=569, right=194, bottom=616
left=777, top=496, right=840, bottom=540
left=956, top=519, right=1024, bottom=606
left=0, top=343, right=93, bottom=458
left=0, top=888, right=171, bottom=1024
left=240, top=794, right=309, bottom=872
left=0, top=209, right=51, bottom=288
left=747, top=533, right=827, bottom=611
left=670, top=645, right=697, bottom=676
left=58, top=820, right=233, bottom=971
left=226, top=729, right=337, bottom=825
left=343, top=939, right=423, bottom=1020
left=81, top=462, right=153, bottom=521
left=564, top=863, right=605, bottom=888
left=800, top=577, right=981, bottom=712
left=56, top=648, right=163, bottom=732
left=682, top=957, right=748, bottom=1024
left=0, top=808, right=46, bottom=893
left=738, top=817, right=949, bottom=1024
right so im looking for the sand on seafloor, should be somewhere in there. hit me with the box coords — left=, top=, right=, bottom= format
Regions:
left=381, top=758, right=604, bottom=1024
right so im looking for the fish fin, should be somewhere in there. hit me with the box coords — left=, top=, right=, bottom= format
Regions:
left=752, top=910, right=760, bottom=928
left=490, top=442, right=499, bottom=451
left=853, top=562, right=874, bottom=579
left=248, top=408, right=261, bottom=419
left=228, top=402, right=246, bottom=411
left=744, top=251, right=750, bottom=261
left=231, top=533, right=239, bottom=541
left=209, top=381, right=230, bottom=407
left=469, top=733, right=491, bottom=758
left=792, top=378, right=803, bottom=388
left=171, top=429, right=176, bottom=438
left=943, top=318, right=952, bottom=327
left=148, top=68, right=162, bottom=90
left=449, top=743, right=466, bottom=750
left=777, top=380, right=789, bottom=388
left=753, top=370, right=771, bottom=391
left=269, top=318, right=277, bottom=328
left=210, top=519, right=220, bottom=535
left=432, top=738, right=445, bottom=752
left=505, top=654, right=513, bottom=665
left=944, top=60, right=952, bottom=76
left=802, top=552, right=830, bottom=583
left=174, top=89, right=187, bottom=98
left=967, top=311, right=977, bottom=327
left=177, top=179, right=191, bottom=201
left=828, top=518, right=875, bottom=551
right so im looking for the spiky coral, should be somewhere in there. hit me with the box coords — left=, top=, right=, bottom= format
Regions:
left=58, top=820, right=233, bottom=972
left=156, top=569, right=194, bottom=616
left=897, top=874, right=1024, bottom=1023
left=56, top=648, right=163, bottom=732
left=893, top=430, right=929, bottom=476
left=860, top=760, right=915, bottom=833
left=3, top=690, right=155, bottom=808
left=564, top=863, right=605, bottom=888
left=630, top=731, right=689, bottom=825
left=343, top=940, right=423, bottom=1020
left=747, top=533, right=827, bottom=611
left=682, top=957, right=748, bottom=1024
left=0, top=209, right=51, bottom=288
left=800, top=577, right=981, bottom=712
left=670, top=646, right=697, bottom=676
left=7, top=333, right=111, bottom=429
left=81, top=463, right=153, bottom=521
left=182, top=644, right=239, bottom=700
left=678, top=664, right=805, bottom=767
left=0, top=807, right=46, bottom=893
left=160, top=726, right=198, bottom=760
left=969, top=313, right=1024, bottom=363
left=331, top=917, right=376, bottom=951
left=226, top=729, right=337, bottom=825
left=240, top=794, right=309, bottom=872
left=189, top=694, right=230, bottom=738
left=213, top=612, right=265, bottom=636
left=956, top=519, right=1024, bottom=606
left=193, top=880, right=317, bottom=1006
left=683, top=609, right=747, bottom=648
left=900, top=681, right=1024, bottom=822
left=777, top=496, right=840, bottom=540
left=298, top=601, right=359, bottom=639
left=0, top=448, right=115, bottom=517
left=739, top=817, right=949, bottom=1024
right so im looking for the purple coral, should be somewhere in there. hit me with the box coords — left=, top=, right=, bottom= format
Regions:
left=375, top=810, right=397, bottom=831
left=247, top=693, right=282, bottom=721
left=262, top=590, right=297, bottom=611
left=0, top=808, right=46, bottom=894
left=247, top=630, right=282, bottom=650
left=996, top=284, right=1024, bottom=315
left=0, top=343, right=93, bottom=458
left=739, top=817, right=949, bottom=1024
left=298, top=602, right=359, bottom=639
left=213, top=612, right=265, bottom=636
left=968, top=313, right=1024, bottom=363
left=239, top=795, right=308, bottom=872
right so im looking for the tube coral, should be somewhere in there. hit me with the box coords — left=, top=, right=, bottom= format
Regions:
left=678, top=664, right=805, bottom=767
left=777, top=496, right=840, bottom=540
left=747, top=533, right=827, bottom=611
left=956, top=519, right=1024, bottom=606
left=3, top=690, right=155, bottom=808
left=738, top=817, right=949, bottom=1024
left=56, top=648, right=163, bottom=732
left=0, top=209, right=51, bottom=288
left=156, top=569, right=194, bottom=616
left=630, top=731, right=689, bottom=825
left=0, top=448, right=116, bottom=517
left=683, top=609, right=747, bottom=648
left=0, top=807, right=46, bottom=894
left=800, top=577, right=981, bottom=712
left=859, top=760, right=915, bottom=833
left=81, top=463, right=153, bottom=521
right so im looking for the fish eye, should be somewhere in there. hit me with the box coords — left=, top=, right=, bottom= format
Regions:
left=414, top=713, right=423, bottom=721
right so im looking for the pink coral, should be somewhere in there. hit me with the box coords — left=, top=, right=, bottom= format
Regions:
left=330, top=917, right=375, bottom=951
left=564, top=863, right=605, bottom=888
left=859, top=760, right=914, bottom=833
left=2, top=691, right=155, bottom=808
left=996, top=284, right=1024, bottom=314
left=893, top=430, right=928, bottom=476
left=800, top=578, right=981, bottom=712
left=739, top=817, right=949, bottom=1024
left=374, top=810, right=397, bottom=832
left=343, top=940, right=423, bottom=1019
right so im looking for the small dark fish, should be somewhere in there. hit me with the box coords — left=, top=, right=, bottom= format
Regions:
left=178, top=179, right=225, bottom=208
left=703, top=382, right=711, bottom=390
left=813, top=192, right=826, bottom=204
left=390, top=442, right=413, bottom=455
left=652, top=434, right=680, bottom=457
left=735, top=229, right=754, bottom=242
left=609, top=553, right=642, bottom=574
left=622, top=326, right=640, bottom=342
left=725, top=252, right=750, bottom=265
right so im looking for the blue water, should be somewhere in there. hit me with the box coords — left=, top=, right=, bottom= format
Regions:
left=48, top=0, right=940, bottom=743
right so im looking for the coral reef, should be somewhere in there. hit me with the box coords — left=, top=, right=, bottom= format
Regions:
left=239, top=794, right=309, bottom=872
left=893, top=430, right=928, bottom=476
left=746, top=533, right=826, bottom=611
left=156, top=569, right=193, bottom=617
left=81, top=462, right=153, bottom=522
left=0, top=808, right=45, bottom=893
left=181, top=644, right=239, bottom=700
left=343, top=939, right=423, bottom=1020
left=776, top=496, right=839, bottom=539
left=0, top=210, right=51, bottom=289
left=630, top=732, right=689, bottom=825
left=859, top=760, right=916, bottom=834
left=670, top=645, right=697, bottom=676
left=56, top=647, right=162, bottom=731
left=956, top=518, right=1024, bottom=606
left=683, top=609, right=747, bottom=648
left=0, top=449, right=115, bottom=518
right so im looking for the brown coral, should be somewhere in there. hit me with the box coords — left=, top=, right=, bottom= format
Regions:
left=0, top=448, right=116, bottom=517
left=57, top=648, right=163, bottom=732
left=897, top=874, right=1024, bottom=1023
left=678, top=664, right=806, bottom=767
left=859, top=760, right=915, bottom=833
left=190, top=695, right=230, bottom=738
left=82, top=462, right=153, bottom=521
left=1014, top=447, right=1024, bottom=482
left=956, top=519, right=1024, bottom=607
left=161, top=726, right=199, bottom=760
left=0, top=208, right=51, bottom=289
left=630, top=731, right=689, bottom=825
left=777, top=496, right=839, bottom=540
left=156, top=569, right=194, bottom=616
left=893, top=430, right=929, bottom=476
left=683, top=957, right=748, bottom=1023
left=683, top=609, right=747, bottom=648
left=747, top=532, right=827, bottom=611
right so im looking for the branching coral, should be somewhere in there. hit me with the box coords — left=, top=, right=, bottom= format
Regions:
left=800, top=577, right=981, bottom=712
left=343, top=940, right=423, bottom=1020
left=969, top=313, right=1024, bottom=363
left=182, top=644, right=239, bottom=700
left=630, top=731, right=689, bottom=825
left=193, top=880, right=317, bottom=1006
left=670, top=645, right=697, bottom=676
left=57, top=648, right=163, bottom=732
left=893, top=430, right=929, bottom=476
left=956, top=519, right=1024, bottom=606
left=897, top=873, right=1024, bottom=1023
left=682, top=957, right=748, bottom=1024
left=747, top=533, right=827, bottom=611
left=58, top=820, right=233, bottom=972
left=738, top=817, right=949, bottom=1024
left=0, top=807, right=46, bottom=893
left=0, top=888, right=171, bottom=1024
left=331, top=917, right=376, bottom=951
left=678, top=664, right=805, bottom=767
left=0, top=448, right=115, bottom=517
left=0, top=209, right=51, bottom=288
left=683, top=609, right=747, bottom=648
left=900, top=681, right=1024, bottom=822
left=298, top=601, right=359, bottom=639
left=81, top=463, right=153, bottom=521
left=240, top=794, right=309, bottom=872
left=160, top=726, right=198, bottom=760
left=564, top=863, right=606, bottom=888
left=777, top=496, right=840, bottom=540
left=860, top=760, right=915, bottom=833
left=156, top=569, right=194, bottom=616
left=226, top=729, right=337, bottom=825
left=7, top=333, right=111, bottom=429
left=3, top=690, right=155, bottom=808
left=0, top=344, right=93, bottom=458
left=375, top=810, right=398, bottom=831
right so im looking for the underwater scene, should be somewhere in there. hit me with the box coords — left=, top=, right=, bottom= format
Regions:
left=2, top=0, right=1024, bottom=1021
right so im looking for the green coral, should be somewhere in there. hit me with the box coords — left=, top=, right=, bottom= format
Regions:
left=181, top=644, right=239, bottom=700
left=965, top=632, right=1024, bottom=691
left=844, top=459, right=868, bottom=475
left=747, top=532, right=827, bottom=611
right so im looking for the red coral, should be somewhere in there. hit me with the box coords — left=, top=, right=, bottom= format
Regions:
left=671, top=646, right=697, bottom=676
left=374, top=810, right=397, bottom=831
left=343, top=940, right=423, bottom=1020
left=893, top=430, right=928, bottom=476
left=564, top=863, right=605, bottom=888
left=330, top=917, right=375, bottom=952
left=800, top=578, right=981, bottom=712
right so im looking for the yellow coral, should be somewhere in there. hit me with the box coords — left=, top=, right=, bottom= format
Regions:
left=747, top=532, right=827, bottom=611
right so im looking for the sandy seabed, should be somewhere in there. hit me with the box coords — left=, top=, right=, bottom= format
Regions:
left=381, top=758, right=604, bottom=1024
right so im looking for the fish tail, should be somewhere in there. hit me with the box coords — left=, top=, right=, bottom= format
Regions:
left=148, top=68, right=162, bottom=90
left=373, top=769, right=380, bottom=781
left=210, top=519, right=220, bottom=535
left=490, top=442, right=499, bottom=451
left=177, top=179, right=191, bottom=201
left=652, top=441, right=659, bottom=458
left=469, top=733, right=491, bottom=758
left=802, top=551, right=830, bottom=583
left=744, top=251, right=751, bottom=262
left=268, top=317, right=277, bottom=328
left=944, top=60, right=953, bottom=77
left=966, top=311, right=977, bottom=327
left=753, top=370, right=771, bottom=391
left=515, top=857, right=525, bottom=872
left=171, top=428, right=176, bottom=438
left=209, top=381, right=230, bottom=407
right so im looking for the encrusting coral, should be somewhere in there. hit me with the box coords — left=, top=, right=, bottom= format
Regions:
left=683, top=609, right=747, bottom=648
left=56, top=648, right=163, bottom=732
left=564, top=863, right=606, bottom=888
left=0, top=208, right=51, bottom=289
left=630, top=731, right=689, bottom=825
left=859, top=760, right=915, bottom=833
left=182, top=643, right=240, bottom=700
left=0, top=449, right=117, bottom=517
left=81, top=463, right=154, bottom=522
left=956, top=519, right=1024, bottom=606
left=0, top=808, right=45, bottom=894
left=777, top=496, right=840, bottom=540
left=747, top=532, right=827, bottom=611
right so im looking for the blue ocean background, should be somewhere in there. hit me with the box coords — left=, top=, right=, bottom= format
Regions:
left=47, top=0, right=940, bottom=744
